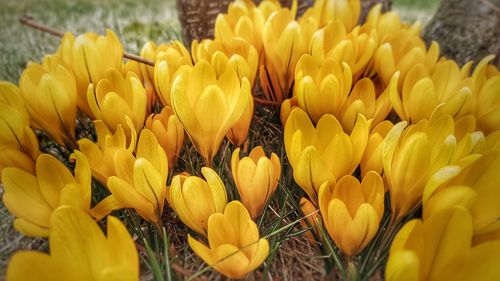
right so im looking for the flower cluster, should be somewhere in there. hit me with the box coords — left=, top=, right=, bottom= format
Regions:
left=1, top=0, right=499, bottom=280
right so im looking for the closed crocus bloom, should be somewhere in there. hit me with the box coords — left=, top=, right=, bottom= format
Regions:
left=188, top=201, right=269, bottom=279
left=150, top=41, right=192, bottom=107
left=168, top=167, right=227, bottom=236
left=386, top=207, right=500, bottom=281
left=171, top=60, right=250, bottom=166
left=293, top=55, right=353, bottom=123
left=2, top=151, right=91, bottom=237
left=92, top=129, right=168, bottom=223
left=383, top=115, right=463, bottom=219
left=360, top=120, right=393, bottom=177
left=214, top=0, right=280, bottom=55
left=375, top=29, right=439, bottom=88
left=145, top=106, right=184, bottom=169
left=231, top=146, right=281, bottom=218
left=279, top=96, right=299, bottom=125
left=87, top=69, right=147, bottom=132
left=19, top=62, right=77, bottom=145
left=0, top=83, right=39, bottom=175
left=226, top=95, right=254, bottom=147
left=260, top=8, right=317, bottom=103
left=362, top=4, right=421, bottom=42
left=284, top=108, right=369, bottom=202
left=467, top=56, right=500, bottom=134
left=392, top=60, right=473, bottom=123
left=6, top=206, right=139, bottom=281
left=57, top=30, right=123, bottom=117
left=318, top=172, right=384, bottom=256
left=191, top=38, right=259, bottom=86
left=78, top=117, right=137, bottom=185
left=311, top=0, right=360, bottom=30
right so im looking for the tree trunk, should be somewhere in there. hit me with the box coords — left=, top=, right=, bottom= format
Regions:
left=176, top=0, right=392, bottom=48
left=424, top=0, right=500, bottom=67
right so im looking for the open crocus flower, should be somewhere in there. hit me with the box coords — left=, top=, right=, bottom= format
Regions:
left=231, top=146, right=281, bottom=219
left=284, top=108, right=369, bottom=202
left=150, top=41, right=193, bottom=107
left=168, top=167, right=227, bottom=236
left=214, top=0, right=280, bottom=55
left=386, top=207, right=500, bottom=281
left=19, top=61, right=77, bottom=146
left=78, top=117, right=137, bottom=185
left=391, top=60, right=473, bottom=124
left=318, top=172, right=384, bottom=256
left=91, top=129, right=168, bottom=223
left=311, top=0, right=360, bottom=31
left=1, top=151, right=91, bottom=237
left=188, top=200, right=269, bottom=279
left=57, top=29, right=123, bottom=116
left=260, top=7, right=318, bottom=103
left=87, top=69, right=147, bottom=132
left=6, top=205, right=139, bottom=281
left=171, top=59, right=250, bottom=166
left=374, top=29, right=439, bottom=88
left=145, top=106, right=184, bottom=169
left=57, top=30, right=123, bottom=117
left=292, top=55, right=353, bottom=123
left=0, top=82, right=39, bottom=175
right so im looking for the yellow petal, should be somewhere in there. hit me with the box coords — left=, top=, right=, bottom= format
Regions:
left=385, top=250, right=420, bottom=281
left=6, top=251, right=80, bottom=281
left=106, top=216, right=139, bottom=278
left=37, top=153, right=75, bottom=209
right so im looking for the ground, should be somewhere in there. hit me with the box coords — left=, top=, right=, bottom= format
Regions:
left=0, top=0, right=440, bottom=279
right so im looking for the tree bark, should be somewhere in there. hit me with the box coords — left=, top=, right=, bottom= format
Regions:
left=176, top=0, right=392, bottom=48
left=424, top=0, right=500, bottom=67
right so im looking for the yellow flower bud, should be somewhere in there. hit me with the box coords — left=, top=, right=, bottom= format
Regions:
left=188, top=200, right=269, bottom=279
left=318, top=172, right=384, bottom=256
left=57, top=30, right=123, bottom=117
left=171, top=60, right=250, bottom=166
left=311, top=0, right=360, bottom=31
left=145, top=106, right=184, bottom=169
left=19, top=61, right=77, bottom=145
left=231, top=146, right=281, bottom=218
left=168, top=167, right=227, bottom=236
left=360, top=120, right=393, bottom=178
left=299, top=197, right=321, bottom=242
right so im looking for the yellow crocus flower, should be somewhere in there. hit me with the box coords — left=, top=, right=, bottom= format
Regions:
left=318, top=172, right=384, bottom=256
left=91, top=129, right=168, bottom=223
left=284, top=108, right=369, bottom=202
left=1, top=151, right=91, bottom=237
left=145, top=106, right=184, bottom=170
left=19, top=61, right=77, bottom=145
left=293, top=55, right=353, bottom=123
left=311, top=0, right=360, bottom=31
left=362, top=3, right=421, bottom=42
left=168, top=167, right=227, bottom=236
left=87, top=69, right=147, bottom=132
left=170, top=60, right=250, bottom=166
left=386, top=207, right=500, bottom=281
left=78, top=117, right=137, bottom=185
left=214, top=0, right=280, bottom=55
left=150, top=41, right=193, bottom=107
left=188, top=200, right=269, bottom=279
left=360, top=120, right=393, bottom=178
left=57, top=30, right=123, bottom=117
left=299, top=197, right=321, bottom=242
left=6, top=205, right=139, bottom=281
left=231, top=146, right=281, bottom=218
left=0, top=82, right=39, bottom=175
left=260, top=7, right=318, bottom=103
